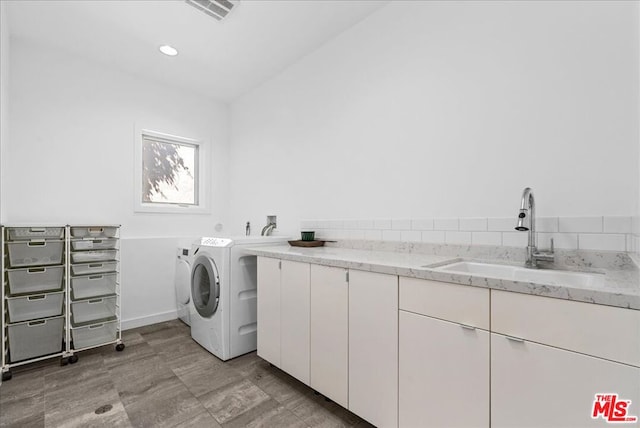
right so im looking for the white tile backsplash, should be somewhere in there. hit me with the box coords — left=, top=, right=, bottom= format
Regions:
left=392, top=219, right=412, bottom=230
left=434, top=218, right=459, bottom=231
left=471, top=231, right=502, bottom=246
left=411, top=218, right=434, bottom=230
left=382, top=230, right=402, bottom=241
left=304, top=214, right=636, bottom=253
left=578, top=234, right=626, bottom=251
left=537, top=232, right=578, bottom=250
left=603, top=216, right=632, bottom=234
left=459, top=218, right=487, bottom=231
left=400, top=230, right=422, bottom=242
left=445, top=231, right=472, bottom=245
left=421, top=230, right=445, bottom=244
left=559, top=217, right=602, bottom=233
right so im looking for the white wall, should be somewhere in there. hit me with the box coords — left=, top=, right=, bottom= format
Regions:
left=7, top=39, right=231, bottom=326
left=0, top=2, right=9, bottom=224
left=229, top=1, right=640, bottom=237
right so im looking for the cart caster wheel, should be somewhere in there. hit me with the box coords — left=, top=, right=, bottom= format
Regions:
left=68, top=355, right=79, bottom=364
left=60, top=358, right=69, bottom=366
left=115, top=343, right=125, bottom=352
left=1, top=371, right=12, bottom=381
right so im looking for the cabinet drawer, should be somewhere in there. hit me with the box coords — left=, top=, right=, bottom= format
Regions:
left=6, top=240, right=64, bottom=267
left=400, top=277, right=489, bottom=330
left=7, top=291, right=65, bottom=323
left=8, top=316, right=64, bottom=362
left=7, top=265, right=64, bottom=295
left=492, top=290, right=640, bottom=367
left=7, top=227, right=64, bottom=241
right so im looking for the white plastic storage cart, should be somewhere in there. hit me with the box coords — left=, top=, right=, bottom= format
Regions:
left=1, top=225, right=124, bottom=381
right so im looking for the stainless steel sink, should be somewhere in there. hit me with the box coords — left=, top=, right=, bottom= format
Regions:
left=434, top=261, right=605, bottom=288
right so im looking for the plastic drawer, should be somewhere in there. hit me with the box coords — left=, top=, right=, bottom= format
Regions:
left=71, top=239, right=118, bottom=251
left=7, top=265, right=64, bottom=295
left=70, top=227, right=118, bottom=239
left=71, top=320, right=118, bottom=350
left=71, top=295, right=117, bottom=326
left=71, top=273, right=117, bottom=300
left=6, top=240, right=64, bottom=267
left=71, top=250, right=117, bottom=264
left=8, top=316, right=64, bottom=362
left=7, top=227, right=64, bottom=241
left=71, top=262, right=117, bottom=276
left=7, top=291, right=65, bottom=323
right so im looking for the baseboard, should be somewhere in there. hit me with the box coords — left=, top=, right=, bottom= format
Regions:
left=121, top=310, right=178, bottom=331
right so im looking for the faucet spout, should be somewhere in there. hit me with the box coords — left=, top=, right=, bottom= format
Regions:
left=515, top=187, right=537, bottom=267
left=261, top=223, right=276, bottom=236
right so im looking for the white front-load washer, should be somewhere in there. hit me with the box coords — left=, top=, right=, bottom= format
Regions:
left=175, top=247, right=192, bottom=326
left=189, top=236, right=288, bottom=361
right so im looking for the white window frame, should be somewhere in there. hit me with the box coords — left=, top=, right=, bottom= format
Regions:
left=134, top=128, right=210, bottom=214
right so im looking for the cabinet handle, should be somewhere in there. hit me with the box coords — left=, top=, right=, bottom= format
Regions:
left=505, top=335, right=525, bottom=343
left=346, top=271, right=349, bottom=282
left=459, top=324, right=476, bottom=331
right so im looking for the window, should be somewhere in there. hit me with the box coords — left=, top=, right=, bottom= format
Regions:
left=134, top=129, right=209, bottom=214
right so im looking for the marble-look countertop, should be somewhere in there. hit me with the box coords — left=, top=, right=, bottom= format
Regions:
left=246, top=245, right=640, bottom=310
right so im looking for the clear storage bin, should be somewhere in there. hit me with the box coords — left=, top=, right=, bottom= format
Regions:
left=7, top=316, right=64, bottom=362
left=71, top=262, right=117, bottom=276
left=71, top=320, right=118, bottom=350
left=7, top=265, right=64, bottom=295
left=71, top=295, right=117, bottom=326
left=6, top=240, right=64, bottom=267
left=7, top=227, right=64, bottom=241
left=70, top=273, right=117, bottom=300
left=71, top=250, right=117, bottom=264
left=71, top=239, right=118, bottom=251
left=7, top=291, right=65, bottom=323
left=70, top=227, right=118, bottom=239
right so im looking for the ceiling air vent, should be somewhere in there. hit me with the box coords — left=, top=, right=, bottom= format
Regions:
left=185, top=0, right=239, bottom=21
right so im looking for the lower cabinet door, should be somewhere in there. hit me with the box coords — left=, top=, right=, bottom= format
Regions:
left=280, top=260, right=310, bottom=385
left=349, top=270, right=398, bottom=428
left=257, top=257, right=281, bottom=366
left=492, top=333, right=640, bottom=428
left=399, top=311, right=489, bottom=428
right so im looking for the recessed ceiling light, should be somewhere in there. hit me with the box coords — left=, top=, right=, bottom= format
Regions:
left=159, top=45, right=178, bottom=56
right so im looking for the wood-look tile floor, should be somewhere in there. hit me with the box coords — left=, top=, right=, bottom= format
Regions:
left=0, top=320, right=374, bottom=428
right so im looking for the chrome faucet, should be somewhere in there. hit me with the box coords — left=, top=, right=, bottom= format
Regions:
left=261, top=222, right=276, bottom=236
left=515, top=187, right=554, bottom=268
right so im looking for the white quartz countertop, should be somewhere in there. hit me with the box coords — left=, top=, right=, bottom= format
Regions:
left=246, top=245, right=640, bottom=310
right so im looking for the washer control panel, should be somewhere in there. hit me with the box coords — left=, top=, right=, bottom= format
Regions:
left=200, top=237, right=232, bottom=247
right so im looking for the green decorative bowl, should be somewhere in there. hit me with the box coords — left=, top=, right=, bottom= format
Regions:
left=301, top=231, right=315, bottom=241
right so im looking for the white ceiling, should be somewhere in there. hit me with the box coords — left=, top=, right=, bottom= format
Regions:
left=6, top=0, right=389, bottom=102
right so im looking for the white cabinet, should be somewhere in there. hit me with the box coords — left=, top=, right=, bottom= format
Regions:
left=349, top=270, right=398, bottom=428
left=491, top=290, right=640, bottom=428
left=399, top=277, right=490, bottom=428
left=399, top=311, right=490, bottom=428
left=492, top=333, right=640, bottom=428
left=280, top=260, right=310, bottom=385
left=256, top=257, right=310, bottom=384
left=310, top=264, right=348, bottom=408
left=257, top=257, right=281, bottom=366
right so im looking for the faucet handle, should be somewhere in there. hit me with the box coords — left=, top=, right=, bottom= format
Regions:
left=550, top=237, right=554, bottom=253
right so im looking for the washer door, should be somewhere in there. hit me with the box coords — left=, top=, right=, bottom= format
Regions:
left=191, top=255, right=221, bottom=318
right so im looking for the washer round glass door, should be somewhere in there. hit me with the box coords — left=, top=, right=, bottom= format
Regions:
left=191, top=255, right=220, bottom=318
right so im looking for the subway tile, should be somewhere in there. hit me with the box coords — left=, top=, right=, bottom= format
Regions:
left=411, top=219, right=434, bottom=231
left=300, top=220, right=316, bottom=230
left=558, top=217, right=602, bottom=233
left=364, top=230, right=383, bottom=240
left=314, top=220, right=329, bottom=229
left=401, top=231, right=422, bottom=242
left=459, top=218, right=487, bottom=231
left=502, top=232, right=528, bottom=247
left=445, top=231, right=472, bottom=245
left=392, top=219, right=412, bottom=230
left=434, top=218, right=459, bottom=231
left=327, top=220, right=344, bottom=229
left=537, top=233, right=578, bottom=250
left=536, top=217, right=559, bottom=233
left=603, top=216, right=632, bottom=234
left=471, top=232, right=502, bottom=246
left=487, top=218, right=516, bottom=232
left=382, top=230, right=402, bottom=241
left=342, top=220, right=359, bottom=230
left=578, top=234, right=626, bottom=251
left=626, top=235, right=635, bottom=253
left=347, top=230, right=366, bottom=240
left=373, top=219, right=392, bottom=230
left=632, top=216, right=640, bottom=234
left=421, top=231, right=445, bottom=244
left=355, top=219, right=374, bottom=230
